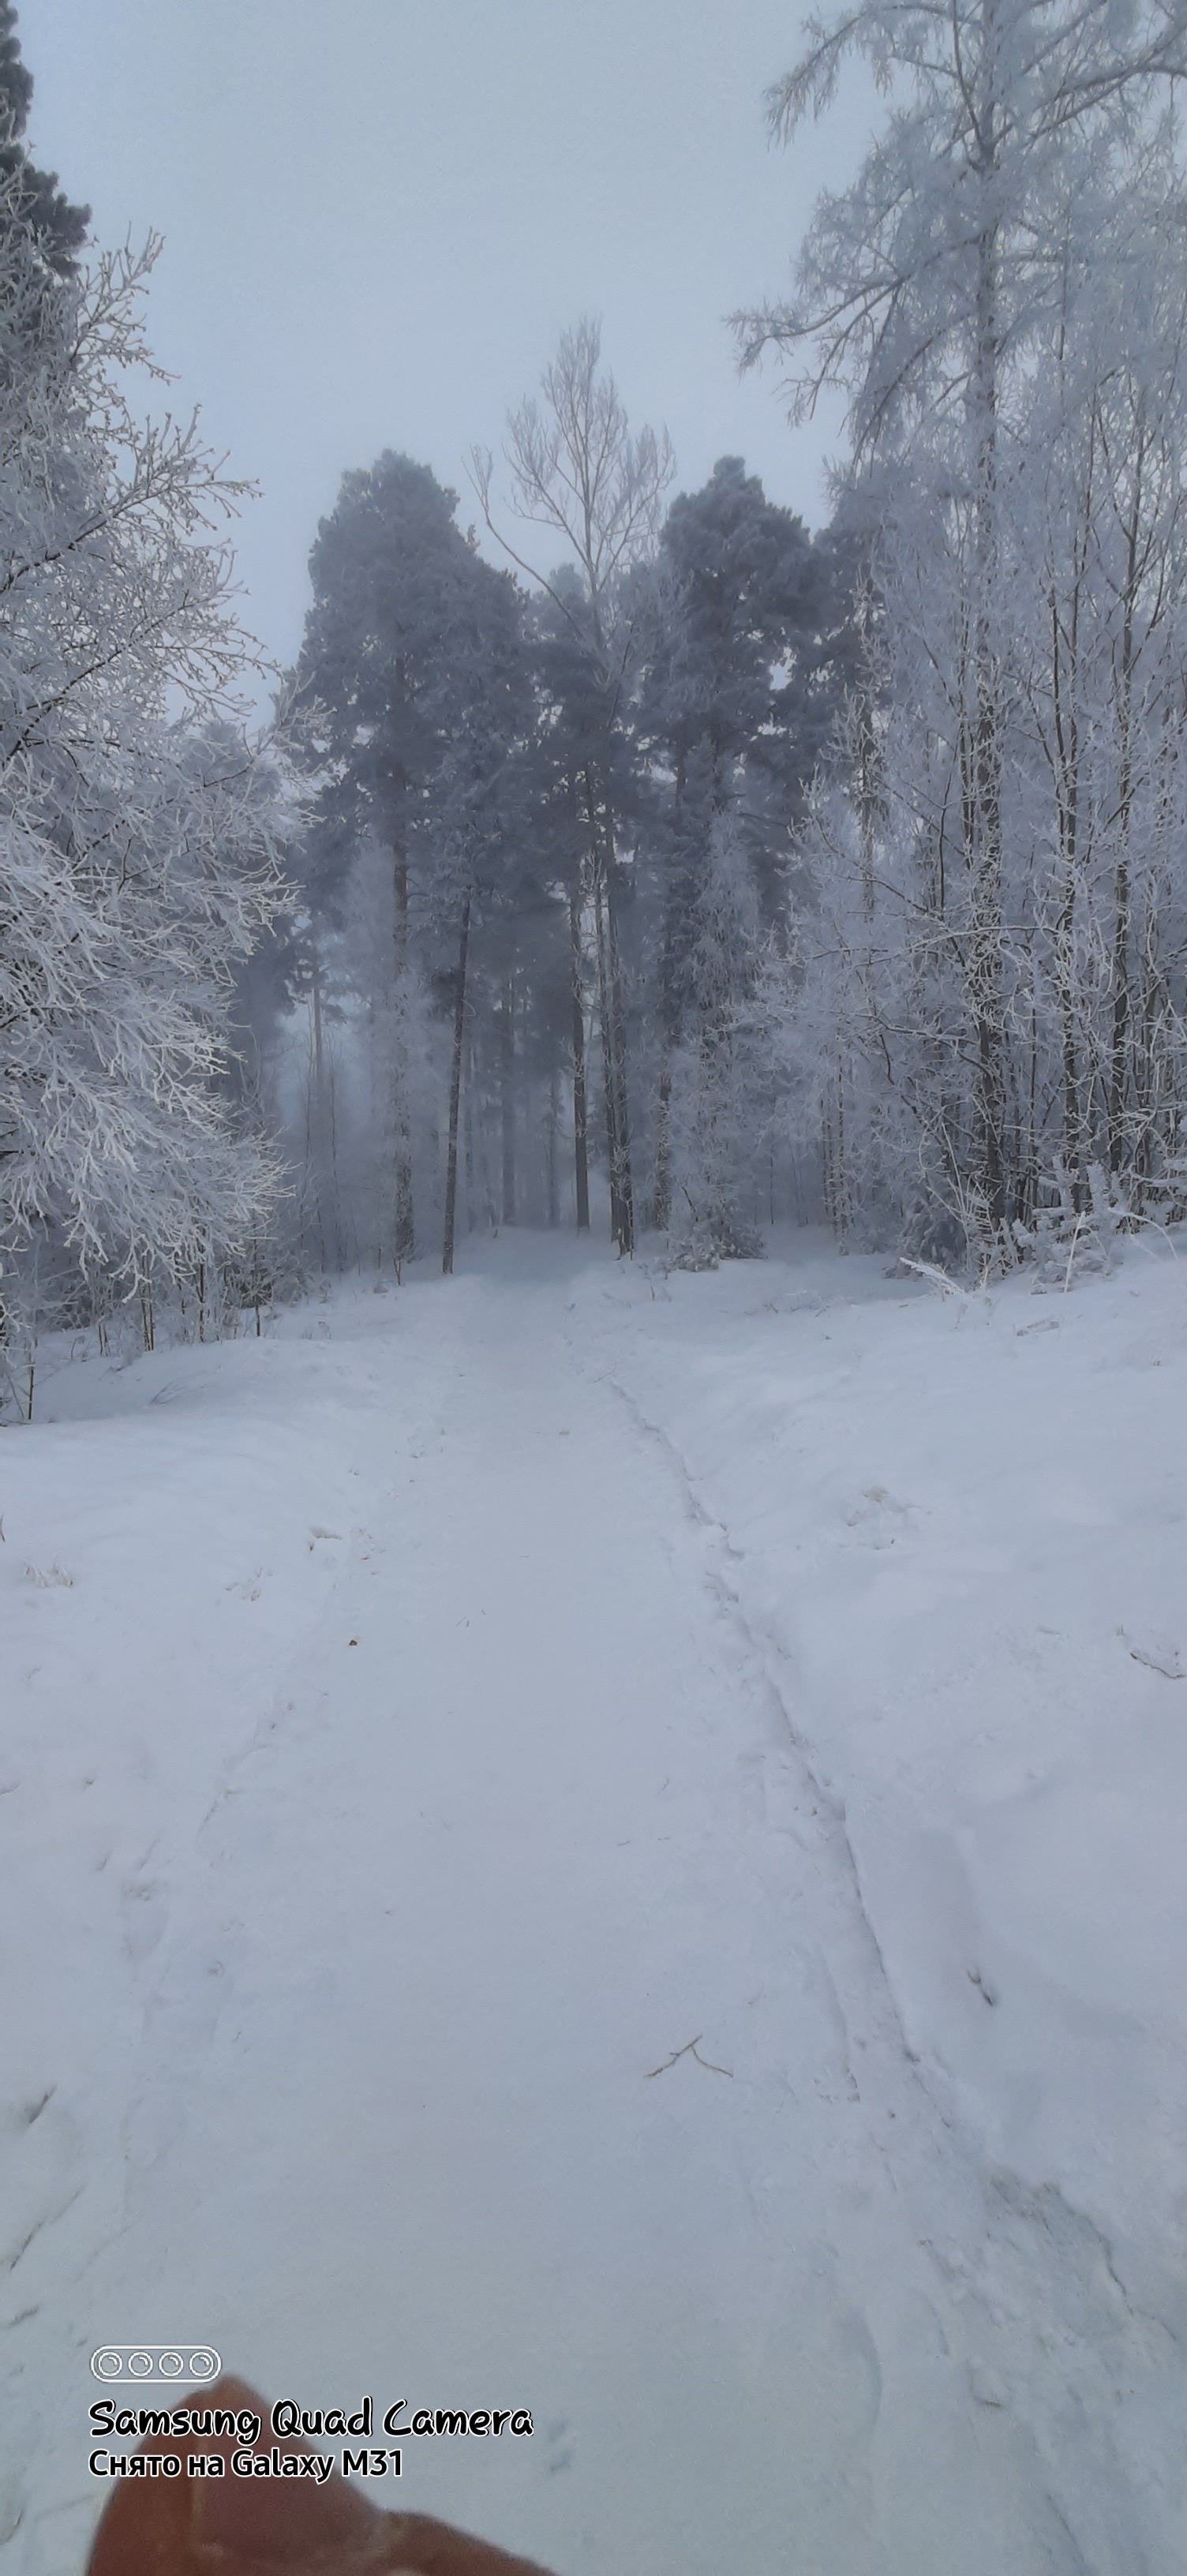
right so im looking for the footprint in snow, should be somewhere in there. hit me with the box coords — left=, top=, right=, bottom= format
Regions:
left=121, top=1878, right=167, bottom=1962
left=0, top=2087, right=85, bottom=2276
left=842, top=1486, right=917, bottom=1548
left=0, top=2469, right=25, bottom=2549
left=544, top=2417, right=573, bottom=2476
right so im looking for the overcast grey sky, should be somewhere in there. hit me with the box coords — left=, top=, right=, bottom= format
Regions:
left=21, top=1, right=872, bottom=677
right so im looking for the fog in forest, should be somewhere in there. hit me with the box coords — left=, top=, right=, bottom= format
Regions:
left=4, top=6, right=1187, bottom=2574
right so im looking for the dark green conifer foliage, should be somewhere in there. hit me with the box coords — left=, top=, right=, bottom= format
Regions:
left=0, top=3, right=88, bottom=272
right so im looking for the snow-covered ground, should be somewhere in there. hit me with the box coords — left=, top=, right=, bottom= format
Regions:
left=2, top=1230, right=1185, bottom=2574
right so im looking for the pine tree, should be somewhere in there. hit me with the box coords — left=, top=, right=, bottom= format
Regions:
left=294, top=453, right=537, bottom=1277
left=0, top=2, right=88, bottom=273
left=476, top=322, right=674, bottom=1255
left=294, top=457, right=476, bottom=1267
left=638, top=459, right=844, bottom=1230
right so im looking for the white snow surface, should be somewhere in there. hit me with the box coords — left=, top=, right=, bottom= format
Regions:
left=2, top=1230, right=1185, bottom=2574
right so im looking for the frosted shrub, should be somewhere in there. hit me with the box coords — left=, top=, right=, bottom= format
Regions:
left=1012, top=1163, right=1128, bottom=1287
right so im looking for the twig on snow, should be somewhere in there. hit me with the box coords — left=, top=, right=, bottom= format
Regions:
left=645, top=2034, right=734, bottom=2080
left=1129, top=1644, right=1184, bottom=1680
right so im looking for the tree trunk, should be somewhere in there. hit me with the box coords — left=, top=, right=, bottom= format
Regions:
left=603, top=824, right=635, bottom=1255
left=653, top=1061, right=672, bottom=1234
left=586, top=766, right=634, bottom=1254
left=593, top=867, right=622, bottom=1244
left=1109, top=460, right=1142, bottom=1174
left=855, top=568, right=879, bottom=926
left=464, top=1038, right=475, bottom=1235
left=653, top=754, right=687, bottom=1235
left=1050, top=577, right=1085, bottom=1202
left=547, top=1067, right=560, bottom=1225
left=393, top=844, right=414, bottom=1273
left=967, top=126, right=1008, bottom=1234
left=309, top=951, right=340, bottom=1272
left=500, top=975, right=516, bottom=1226
left=442, top=888, right=471, bottom=1277
left=569, top=888, right=590, bottom=1230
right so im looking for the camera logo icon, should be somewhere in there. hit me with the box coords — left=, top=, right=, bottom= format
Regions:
left=90, top=2346, right=221, bottom=2383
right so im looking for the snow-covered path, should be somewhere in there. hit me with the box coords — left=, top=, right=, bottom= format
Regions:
left=4, top=1244, right=1183, bottom=2573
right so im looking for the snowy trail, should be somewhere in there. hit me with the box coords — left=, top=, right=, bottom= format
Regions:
left=3, top=1249, right=1177, bottom=2572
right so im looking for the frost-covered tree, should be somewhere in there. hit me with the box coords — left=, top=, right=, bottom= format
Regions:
left=293, top=452, right=538, bottom=1277
left=1020, top=148, right=1187, bottom=1200
left=741, top=0, right=1187, bottom=1260
left=0, top=204, right=286, bottom=1378
left=665, top=803, right=767, bottom=1265
left=294, top=456, right=470, bottom=1267
left=638, top=458, right=842, bottom=1235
